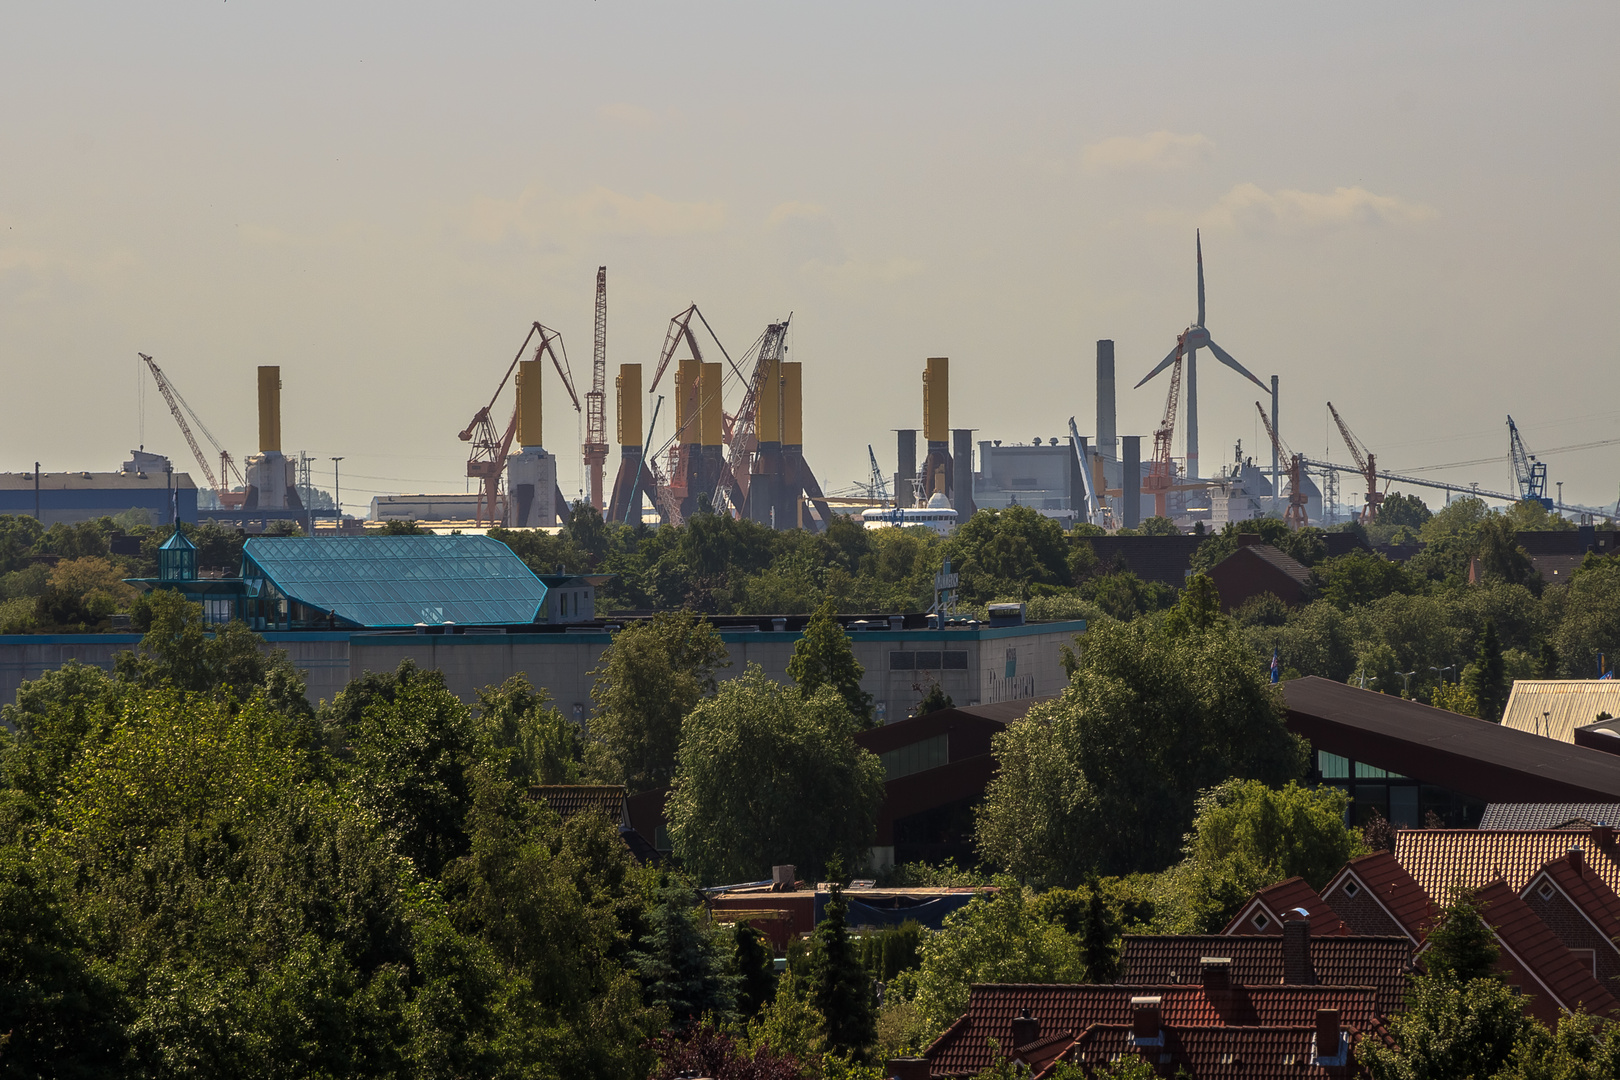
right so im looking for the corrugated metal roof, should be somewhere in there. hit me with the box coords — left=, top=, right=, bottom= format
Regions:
left=1502, top=681, right=1620, bottom=743
left=242, top=534, right=546, bottom=628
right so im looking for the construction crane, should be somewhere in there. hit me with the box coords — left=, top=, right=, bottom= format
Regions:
left=1507, top=416, right=1552, bottom=509
left=864, top=445, right=890, bottom=503
left=1143, top=336, right=1185, bottom=519
left=138, top=353, right=245, bottom=505
left=1068, top=416, right=1112, bottom=529
left=581, top=267, right=610, bottom=512
left=1326, top=402, right=1385, bottom=525
left=459, top=322, right=581, bottom=527
left=1257, top=401, right=1309, bottom=529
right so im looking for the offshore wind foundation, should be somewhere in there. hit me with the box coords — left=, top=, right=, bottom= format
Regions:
left=95, top=244, right=1617, bottom=537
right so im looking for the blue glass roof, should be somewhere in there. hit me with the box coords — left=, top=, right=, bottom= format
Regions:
left=160, top=529, right=196, bottom=551
left=241, top=534, right=547, bottom=628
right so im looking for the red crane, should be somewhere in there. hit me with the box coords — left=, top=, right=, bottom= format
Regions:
left=459, top=322, right=580, bottom=527
left=1256, top=401, right=1309, bottom=529
left=582, top=268, right=609, bottom=512
left=1327, top=401, right=1385, bottom=525
left=1144, top=335, right=1185, bottom=519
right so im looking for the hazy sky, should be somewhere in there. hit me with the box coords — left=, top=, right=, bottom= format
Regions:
left=3, top=2, right=1617, bottom=515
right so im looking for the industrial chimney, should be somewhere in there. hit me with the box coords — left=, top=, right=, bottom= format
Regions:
left=507, top=359, right=558, bottom=527
left=920, top=358, right=953, bottom=503
left=243, top=366, right=301, bottom=512
left=1096, top=341, right=1117, bottom=464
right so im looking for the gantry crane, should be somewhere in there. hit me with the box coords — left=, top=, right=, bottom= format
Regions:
left=1507, top=416, right=1551, bottom=509
left=459, top=322, right=580, bottom=527
left=1327, top=401, right=1385, bottom=525
left=581, top=268, right=610, bottom=512
left=1257, top=401, right=1309, bottom=529
left=138, top=353, right=246, bottom=506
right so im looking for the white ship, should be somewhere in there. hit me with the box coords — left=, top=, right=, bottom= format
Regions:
left=861, top=492, right=958, bottom=536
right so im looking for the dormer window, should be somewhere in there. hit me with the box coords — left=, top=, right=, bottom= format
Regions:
left=1252, top=910, right=1270, bottom=931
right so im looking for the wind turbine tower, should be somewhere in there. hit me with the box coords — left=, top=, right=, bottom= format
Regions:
left=1134, top=232, right=1268, bottom=481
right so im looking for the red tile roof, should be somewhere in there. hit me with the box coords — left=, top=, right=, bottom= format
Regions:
left=528, top=784, right=628, bottom=823
left=1324, top=852, right=1436, bottom=943
left=1527, top=851, right=1620, bottom=942
left=1395, top=828, right=1620, bottom=901
left=923, top=983, right=1381, bottom=1078
left=1121, top=935, right=1415, bottom=1018
left=1221, top=877, right=1349, bottom=937
left=1045, top=1024, right=1366, bottom=1079
left=1475, top=879, right=1620, bottom=1025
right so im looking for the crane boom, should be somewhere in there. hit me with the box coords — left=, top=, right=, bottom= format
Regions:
left=1257, top=400, right=1309, bottom=529
left=1327, top=401, right=1382, bottom=524
left=1507, top=416, right=1550, bottom=507
left=139, top=353, right=225, bottom=496
left=582, top=268, right=610, bottom=510
left=1144, top=336, right=1184, bottom=518
left=866, top=444, right=890, bottom=503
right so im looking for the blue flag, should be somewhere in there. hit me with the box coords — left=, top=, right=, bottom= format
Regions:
left=1270, top=648, right=1281, bottom=685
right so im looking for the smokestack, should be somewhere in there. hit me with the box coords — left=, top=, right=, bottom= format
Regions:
left=1122, top=435, right=1141, bottom=529
left=1096, top=341, right=1116, bottom=463
left=516, top=359, right=543, bottom=448
left=257, top=366, right=281, bottom=453
left=923, top=358, right=949, bottom=441
left=896, top=430, right=917, bottom=508
left=952, top=429, right=976, bottom=519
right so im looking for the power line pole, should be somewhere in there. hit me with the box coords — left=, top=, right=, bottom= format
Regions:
left=330, top=457, right=344, bottom=529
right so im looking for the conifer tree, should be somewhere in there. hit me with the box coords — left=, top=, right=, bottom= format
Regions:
left=1464, top=619, right=1508, bottom=722
left=811, top=867, right=875, bottom=1057
left=634, top=878, right=738, bottom=1029
left=733, top=922, right=777, bottom=1020
left=787, top=600, right=873, bottom=726
left=1424, top=888, right=1500, bottom=983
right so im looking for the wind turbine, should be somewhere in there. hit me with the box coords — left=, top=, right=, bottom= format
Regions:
left=1134, top=232, right=1267, bottom=481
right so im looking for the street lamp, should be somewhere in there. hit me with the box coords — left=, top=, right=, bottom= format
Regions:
left=330, top=457, right=344, bottom=528
left=1397, top=670, right=1417, bottom=697
left=1429, top=664, right=1455, bottom=683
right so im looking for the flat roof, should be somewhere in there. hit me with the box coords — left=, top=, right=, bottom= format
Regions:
left=1282, top=676, right=1620, bottom=802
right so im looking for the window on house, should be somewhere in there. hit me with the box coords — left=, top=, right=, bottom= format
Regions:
left=880, top=734, right=949, bottom=781
left=942, top=651, right=968, bottom=670
left=915, top=652, right=942, bottom=670
left=203, top=598, right=233, bottom=625
left=890, top=652, right=916, bottom=670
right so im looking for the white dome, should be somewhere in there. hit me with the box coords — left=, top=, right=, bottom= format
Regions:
left=927, top=492, right=953, bottom=509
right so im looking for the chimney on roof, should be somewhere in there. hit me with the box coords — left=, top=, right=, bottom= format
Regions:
left=772, top=865, right=796, bottom=892
left=1570, top=846, right=1584, bottom=875
left=1200, top=956, right=1232, bottom=995
left=886, top=1058, right=931, bottom=1080
left=1316, top=1009, right=1341, bottom=1058
left=1283, top=916, right=1316, bottom=985
left=1131, top=997, right=1162, bottom=1040
left=1237, top=533, right=1263, bottom=548
left=1594, top=825, right=1615, bottom=848
left=1011, top=1008, right=1040, bottom=1049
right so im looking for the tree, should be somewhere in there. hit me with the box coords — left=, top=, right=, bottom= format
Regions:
left=471, top=674, right=591, bottom=786
left=788, top=600, right=874, bottom=726
left=1031, top=882, right=1123, bottom=982
left=666, top=666, right=885, bottom=885
left=1464, top=619, right=1508, bottom=723
left=974, top=617, right=1308, bottom=885
left=1423, top=888, right=1500, bottom=984
left=589, top=612, right=730, bottom=792
left=650, top=1020, right=807, bottom=1080
left=1152, top=780, right=1364, bottom=933
left=948, top=506, right=1070, bottom=602
left=734, top=923, right=778, bottom=1020
left=811, top=876, right=876, bottom=1058
left=1190, top=521, right=1328, bottom=576
left=1358, top=975, right=1531, bottom=1080
left=633, top=878, right=737, bottom=1029
left=913, top=681, right=955, bottom=717
left=894, top=883, right=1082, bottom=1039
left=1163, top=573, right=1223, bottom=634
left=1496, top=1010, right=1620, bottom=1080
left=1318, top=551, right=1422, bottom=611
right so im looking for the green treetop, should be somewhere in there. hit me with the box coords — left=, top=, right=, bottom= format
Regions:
left=787, top=600, right=874, bottom=726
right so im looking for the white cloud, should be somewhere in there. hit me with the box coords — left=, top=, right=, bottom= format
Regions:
left=1082, top=131, right=1213, bottom=172
left=767, top=201, right=833, bottom=227
left=464, top=184, right=725, bottom=243
left=1209, top=183, right=1435, bottom=232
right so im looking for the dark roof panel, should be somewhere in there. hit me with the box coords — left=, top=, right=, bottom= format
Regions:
left=1481, top=803, right=1620, bottom=830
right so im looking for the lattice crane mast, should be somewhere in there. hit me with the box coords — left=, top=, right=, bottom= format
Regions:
left=1327, top=401, right=1384, bottom=524
left=582, top=267, right=610, bottom=511
left=865, top=444, right=890, bottom=503
left=138, top=353, right=244, bottom=501
left=1257, top=401, right=1309, bottom=529
left=1507, top=416, right=1551, bottom=508
left=459, top=322, right=581, bottom=527
left=1143, top=336, right=1185, bottom=519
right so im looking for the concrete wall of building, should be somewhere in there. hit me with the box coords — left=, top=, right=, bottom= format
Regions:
left=3, top=621, right=1084, bottom=726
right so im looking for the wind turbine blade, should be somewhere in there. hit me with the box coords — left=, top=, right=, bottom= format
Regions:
left=1205, top=339, right=1268, bottom=390
left=1196, top=230, right=1205, bottom=327
left=1132, top=342, right=1183, bottom=389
